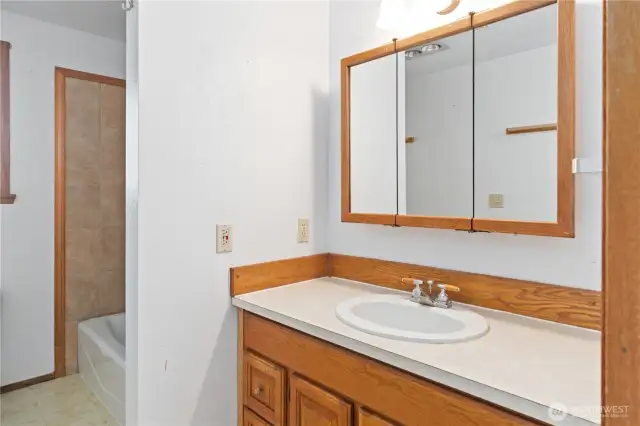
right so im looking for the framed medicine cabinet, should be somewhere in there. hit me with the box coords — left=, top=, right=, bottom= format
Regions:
left=341, top=0, right=575, bottom=237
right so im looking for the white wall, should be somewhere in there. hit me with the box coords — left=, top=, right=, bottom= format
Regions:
left=350, top=54, right=397, bottom=214
left=405, top=59, right=473, bottom=217
left=0, top=11, right=125, bottom=386
left=329, top=0, right=603, bottom=291
left=136, top=1, right=329, bottom=424
left=475, top=45, right=558, bottom=222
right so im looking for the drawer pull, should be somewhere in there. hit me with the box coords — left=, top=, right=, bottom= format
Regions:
left=253, top=386, right=263, bottom=396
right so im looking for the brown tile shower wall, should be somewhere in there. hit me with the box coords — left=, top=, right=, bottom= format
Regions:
left=65, top=77, right=125, bottom=374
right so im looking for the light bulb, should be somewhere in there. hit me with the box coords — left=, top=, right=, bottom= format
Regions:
left=421, top=44, right=442, bottom=53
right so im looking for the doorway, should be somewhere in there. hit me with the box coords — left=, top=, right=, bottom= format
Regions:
left=54, top=67, right=126, bottom=379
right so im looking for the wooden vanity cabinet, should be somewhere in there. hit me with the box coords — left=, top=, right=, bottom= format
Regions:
left=244, top=407, right=272, bottom=426
left=243, top=351, right=286, bottom=425
left=240, top=310, right=541, bottom=426
left=357, top=410, right=397, bottom=426
left=289, top=374, right=352, bottom=426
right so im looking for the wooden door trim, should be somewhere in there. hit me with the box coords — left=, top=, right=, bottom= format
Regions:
left=0, top=41, right=15, bottom=204
left=54, top=67, right=125, bottom=378
left=602, top=1, right=640, bottom=423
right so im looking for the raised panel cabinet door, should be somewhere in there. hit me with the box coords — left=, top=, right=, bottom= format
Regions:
left=289, top=374, right=352, bottom=426
left=244, top=407, right=272, bottom=426
left=244, top=351, right=285, bottom=425
left=358, top=409, right=398, bottom=426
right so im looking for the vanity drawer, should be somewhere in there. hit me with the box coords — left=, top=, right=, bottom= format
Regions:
left=243, top=351, right=285, bottom=425
left=243, top=407, right=272, bottom=426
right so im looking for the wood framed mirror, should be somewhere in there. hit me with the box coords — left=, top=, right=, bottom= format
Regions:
left=341, top=41, right=397, bottom=225
left=395, top=18, right=473, bottom=231
left=470, top=0, right=575, bottom=238
left=340, top=0, right=575, bottom=238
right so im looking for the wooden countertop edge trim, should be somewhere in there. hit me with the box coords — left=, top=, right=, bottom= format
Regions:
left=230, top=253, right=601, bottom=330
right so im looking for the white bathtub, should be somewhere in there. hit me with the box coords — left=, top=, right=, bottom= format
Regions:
left=78, top=313, right=125, bottom=425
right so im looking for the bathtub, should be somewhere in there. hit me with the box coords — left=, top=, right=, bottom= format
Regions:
left=78, top=313, right=125, bottom=425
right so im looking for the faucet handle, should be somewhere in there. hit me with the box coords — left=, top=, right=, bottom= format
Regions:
left=435, top=283, right=458, bottom=308
left=437, top=283, right=460, bottom=292
left=401, top=277, right=423, bottom=286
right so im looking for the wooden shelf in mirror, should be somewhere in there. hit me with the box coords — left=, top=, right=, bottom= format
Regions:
left=505, top=123, right=557, bottom=135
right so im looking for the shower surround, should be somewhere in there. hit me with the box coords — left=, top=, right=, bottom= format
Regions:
left=64, top=76, right=125, bottom=374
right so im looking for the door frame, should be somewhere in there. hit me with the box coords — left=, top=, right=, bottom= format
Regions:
left=54, top=67, right=126, bottom=377
left=602, top=2, right=640, bottom=424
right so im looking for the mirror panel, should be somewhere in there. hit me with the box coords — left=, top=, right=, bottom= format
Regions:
left=473, top=4, right=559, bottom=223
left=398, top=30, right=474, bottom=218
left=341, top=1, right=573, bottom=236
left=349, top=54, right=398, bottom=215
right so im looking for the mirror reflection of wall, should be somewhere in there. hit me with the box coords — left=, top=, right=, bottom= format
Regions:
left=350, top=54, right=398, bottom=215
left=474, top=4, right=558, bottom=222
left=399, top=31, right=473, bottom=218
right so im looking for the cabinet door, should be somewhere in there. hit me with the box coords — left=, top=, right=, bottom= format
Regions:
left=358, top=409, right=397, bottom=426
left=244, top=351, right=285, bottom=425
left=289, top=374, right=352, bottom=426
left=244, top=407, right=272, bottom=426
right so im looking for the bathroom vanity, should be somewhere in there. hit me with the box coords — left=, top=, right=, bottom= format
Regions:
left=233, top=277, right=599, bottom=426
left=233, top=1, right=599, bottom=424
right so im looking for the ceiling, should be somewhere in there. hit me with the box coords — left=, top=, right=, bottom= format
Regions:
left=407, top=4, right=557, bottom=75
left=1, top=0, right=126, bottom=42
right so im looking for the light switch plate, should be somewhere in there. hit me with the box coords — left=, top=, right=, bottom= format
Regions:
left=216, top=224, right=232, bottom=253
left=489, top=194, right=504, bottom=208
left=298, top=218, right=309, bottom=243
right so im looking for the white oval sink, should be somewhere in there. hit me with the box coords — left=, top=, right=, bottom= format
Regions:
left=336, top=294, right=489, bottom=343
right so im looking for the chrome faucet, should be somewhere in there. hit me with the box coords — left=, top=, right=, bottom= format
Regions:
left=402, top=278, right=460, bottom=309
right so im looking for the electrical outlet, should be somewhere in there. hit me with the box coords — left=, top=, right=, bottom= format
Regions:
left=298, top=218, right=309, bottom=243
left=216, top=225, right=232, bottom=253
left=489, top=194, right=504, bottom=208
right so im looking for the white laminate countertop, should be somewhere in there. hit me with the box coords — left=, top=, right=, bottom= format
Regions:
left=232, top=278, right=601, bottom=425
